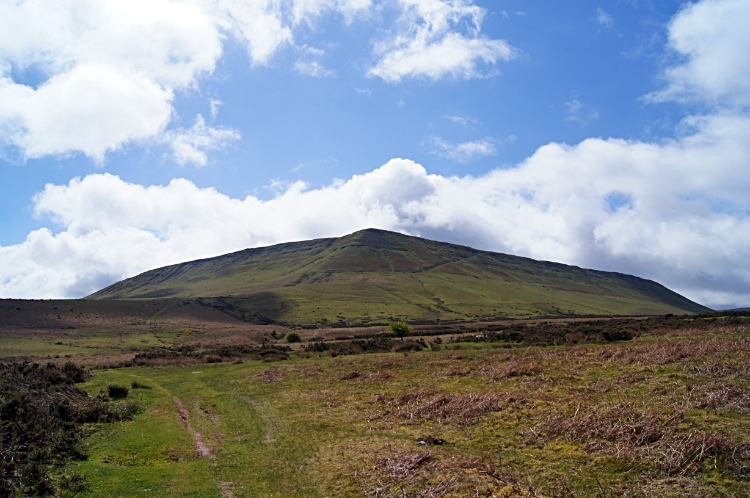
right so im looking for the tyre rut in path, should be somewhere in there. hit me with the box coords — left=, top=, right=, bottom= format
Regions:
left=173, top=395, right=236, bottom=497
left=173, top=396, right=213, bottom=459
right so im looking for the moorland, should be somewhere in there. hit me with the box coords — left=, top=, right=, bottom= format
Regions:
left=2, top=230, right=747, bottom=497
left=2, top=311, right=749, bottom=497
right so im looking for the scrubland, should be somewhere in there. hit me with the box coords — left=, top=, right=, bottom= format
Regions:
left=2, top=314, right=749, bottom=497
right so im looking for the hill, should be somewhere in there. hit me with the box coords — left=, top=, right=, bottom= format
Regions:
left=88, top=229, right=710, bottom=326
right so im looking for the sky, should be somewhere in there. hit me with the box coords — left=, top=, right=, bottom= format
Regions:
left=1, top=0, right=749, bottom=309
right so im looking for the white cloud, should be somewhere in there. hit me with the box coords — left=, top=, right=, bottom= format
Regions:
left=595, top=8, right=614, bottom=29
left=289, top=0, right=372, bottom=24
left=210, top=99, right=223, bottom=119
left=162, top=115, right=240, bottom=167
left=3, top=110, right=750, bottom=307
left=0, top=0, right=371, bottom=162
left=565, top=99, right=600, bottom=125
left=294, top=60, right=336, bottom=77
left=447, top=115, right=480, bottom=127
left=0, top=0, right=513, bottom=160
left=294, top=44, right=335, bottom=77
left=356, top=87, right=373, bottom=96
left=367, top=0, right=516, bottom=82
left=0, top=65, right=174, bottom=162
left=0, top=0, right=220, bottom=162
left=430, top=136, right=496, bottom=162
left=647, top=0, right=750, bottom=107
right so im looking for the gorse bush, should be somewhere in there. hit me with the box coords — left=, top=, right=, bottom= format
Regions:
left=107, top=384, right=129, bottom=399
left=0, top=362, right=92, bottom=496
left=284, top=332, right=302, bottom=343
left=0, top=362, right=144, bottom=496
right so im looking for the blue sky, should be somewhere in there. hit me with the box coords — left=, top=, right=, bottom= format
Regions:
left=1, top=0, right=749, bottom=309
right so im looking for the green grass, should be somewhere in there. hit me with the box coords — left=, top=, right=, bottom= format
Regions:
left=0, top=335, right=92, bottom=357
left=59, top=320, right=750, bottom=497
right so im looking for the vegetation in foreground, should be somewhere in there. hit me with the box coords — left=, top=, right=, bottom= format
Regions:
left=0, top=362, right=141, bottom=496
left=2, top=313, right=749, bottom=497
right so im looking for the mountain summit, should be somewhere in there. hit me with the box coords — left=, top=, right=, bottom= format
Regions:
left=89, top=229, right=709, bottom=325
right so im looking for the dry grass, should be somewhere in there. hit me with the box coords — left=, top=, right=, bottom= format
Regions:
left=300, top=322, right=750, bottom=496
left=374, top=391, right=522, bottom=425
left=595, top=336, right=750, bottom=366
left=315, top=438, right=547, bottom=498
left=256, top=367, right=284, bottom=383
left=668, top=383, right=750, bottom=414
left=531, top=402, right=750, bottom=476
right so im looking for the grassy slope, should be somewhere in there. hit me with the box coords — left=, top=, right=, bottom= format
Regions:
left=89, top=229, right=709, bottom=326
left=62, top=319, right=750, bottom=497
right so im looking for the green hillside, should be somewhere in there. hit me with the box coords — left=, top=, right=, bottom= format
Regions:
left=88, top=229, right=710, bottom=326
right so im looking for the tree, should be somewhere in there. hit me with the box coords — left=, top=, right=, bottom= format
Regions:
left=386, top=321, right=412, bottom=342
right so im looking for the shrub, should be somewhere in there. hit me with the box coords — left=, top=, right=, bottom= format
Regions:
left=0, top=362, right=97, bottom=495
left=107, top=384, right=129, bottom=399
left=130, top=381, right=151, bottom=389
left=284, top=332, right=302, bottom=343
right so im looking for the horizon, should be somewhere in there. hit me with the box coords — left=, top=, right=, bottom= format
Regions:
left=1, top=0, right=749, bottom=309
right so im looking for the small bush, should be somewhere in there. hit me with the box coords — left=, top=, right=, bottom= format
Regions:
left=130, top=381, right=151, bottom=389
left=284, top=332, right=302, bottom=343
left=114, top=401, right=143, bottom=421
left=107, top=384, right=129, bottom=399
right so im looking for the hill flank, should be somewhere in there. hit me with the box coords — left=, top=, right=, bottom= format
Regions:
left=88, top=229, right=709, bottom=326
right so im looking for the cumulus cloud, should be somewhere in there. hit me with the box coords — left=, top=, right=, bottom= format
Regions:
left=429, top=136, right=496, bottom=162
left=161, top=115, right=241, bottom=166
left=2, top=112, right=750, bottom=307
left=0, top=0, right=508, bottom=160
left=647, top=0, right=750, bottom=107
left=367, top=0, right=516, bottom=82
left=0, top=0, right=225, bottom=161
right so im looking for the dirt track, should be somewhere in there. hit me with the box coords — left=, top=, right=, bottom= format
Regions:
left=173, top=396, right=212, bottom=459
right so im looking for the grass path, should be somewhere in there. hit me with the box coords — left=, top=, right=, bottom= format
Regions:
left=64, top=363, right=325, bottom=497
